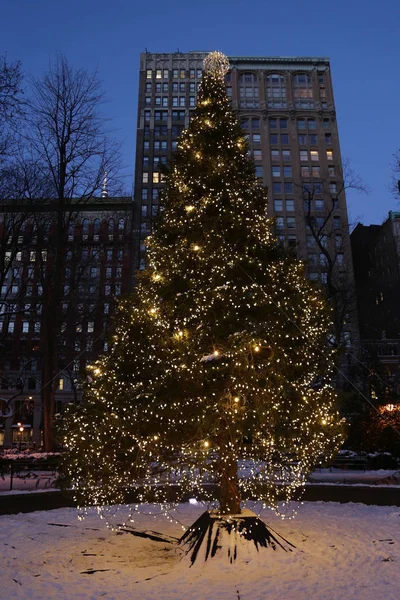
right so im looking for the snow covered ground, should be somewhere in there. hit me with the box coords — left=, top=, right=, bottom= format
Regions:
left=1, top=501, right=399, bottom=599
left=1, top=468, right=399, bottom=493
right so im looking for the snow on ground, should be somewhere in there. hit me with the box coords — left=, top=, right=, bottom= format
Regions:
left=1, top=469, right=399, bottom=493
left=1, top=501, right=399, bottom=599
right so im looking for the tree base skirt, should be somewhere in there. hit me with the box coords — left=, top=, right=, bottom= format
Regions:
left=178, top=509, right=294, bottom=565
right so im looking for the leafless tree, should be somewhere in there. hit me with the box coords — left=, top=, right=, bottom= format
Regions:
left=22, top=54, right=123, bottom=450
left=391, top=151, right=400, bottom=202
left=299, top=158, right=368, bottom=345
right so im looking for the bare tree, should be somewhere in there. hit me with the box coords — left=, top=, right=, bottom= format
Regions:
left=299, top=159, right=368, bottom=345
left=22, top=54, right=123, bottom=450
left=391, top=150, right=400, bottom=202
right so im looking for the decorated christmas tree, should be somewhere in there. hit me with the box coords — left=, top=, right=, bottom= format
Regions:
left=62, top=51, right=343, bottom=558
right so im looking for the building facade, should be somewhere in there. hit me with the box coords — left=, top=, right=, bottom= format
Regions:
left=133, top=51, right=357, bottom=344
left=0, top=196, right=134, bottom=448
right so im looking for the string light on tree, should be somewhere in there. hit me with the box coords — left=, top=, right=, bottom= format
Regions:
left=61, top=49, right=344, bottom=556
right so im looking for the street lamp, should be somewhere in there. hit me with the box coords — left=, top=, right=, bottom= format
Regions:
left=17, top=422, right=24, bottom=452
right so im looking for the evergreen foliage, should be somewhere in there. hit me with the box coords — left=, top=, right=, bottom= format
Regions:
left=62, top=54, right=344, bottom=515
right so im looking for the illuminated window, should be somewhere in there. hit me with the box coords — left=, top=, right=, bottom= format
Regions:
left=156, top=69, right=162, bottom=79
left=153, top=172, right=160, bottom=183
left=293, top=74, right=314, bottom=108
left=312, top=166, right=320, bottom=177
left=22, top=321, right=29, bottom=333
left=310, top=151, right=319, bottom=161
left=327, top=150, right=333, bottom=160
left=59, top=378, right=64, bottom=390
left=146, top=69, right=152, bottom=79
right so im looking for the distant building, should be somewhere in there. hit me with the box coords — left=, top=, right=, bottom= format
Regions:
left=0, top=196, right=134, bottom=448
left=351, top=211, right=400, bottom=395
left=133, top=51, right=357, bottom=345
left=351, top=211, right=400, bottom=340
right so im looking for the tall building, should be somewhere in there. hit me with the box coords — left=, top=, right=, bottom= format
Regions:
left=133, top=51, right=357, bottom=346
left=351, top=212, right=400, bottom=402
left=351, top=211, right=400, bottom=340
left=0, top=196, right=134, bottom=447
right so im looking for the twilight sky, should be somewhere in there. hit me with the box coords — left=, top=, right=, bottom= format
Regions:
left=1, top=0, right=399, bottom=226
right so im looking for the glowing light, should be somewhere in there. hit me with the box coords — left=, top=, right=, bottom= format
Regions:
left=254, top=345, right=260, bottom=352
left=204, top=441, right=210, bottom=448
left=193, top=245, right=201, bottom=251
left=185, top=205, right=195, bottom=212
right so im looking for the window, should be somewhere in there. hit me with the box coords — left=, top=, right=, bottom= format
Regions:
left=325, top=133, right=332, bottom=144
left=271, top=150, right=280, bottom=161
left=312, top=166, right=320, bottom=177
left=162, top=97, right=168, bottom=107
left=307, top=235, right=316, bottom=248
left=315, top=199, right=324, bottom=211
left=330, top=182, right=337, bottom=194
left=298, top=134, right=307, bottom=145
left=180, top=69, right=185, bottom=79
left=115, top=284, right=121, bottom=296
left=309, top=134, right=317, bottom=145
left=270, top=134, right=278, bottom=144
left=333, top=216, right=341, bottom=229
left=293, top=74, right=314, bottom=108
left=22, top=321, right=29, bottom=333
left=34, top=322, right=40, bottom=333
left=106, top=267, right=112, bottom=278
left=300, top=150, right=308, bottom=162
left=252, top=118, right=260, bottom=129
left=308, top=119, right=316, bottom=130
left=105, top=285, right=111, bottom=296
left=269, top=118, right=277, bottom=129
left=239, top=73, right=259, bottom=108
left=273, top=183, right=282, bottom=194
left=146, top=69, right=152, bottom=79
left=8, top=321, right=14, bottom=333
left=272, top=166, right=281, bottom=177
left=326, top=150, right=333, bottom=161
left=241, top=118, right=249, bottom=129
left=280, top=118, right=288, bottom=129
left=90, top=267, right=98, bottom=278
left=286, top=217, right=296, bottom=228
left=143, top=173, right=149, bottom=183
left=328, top=166, right=335, bottom=176
left=144, top=110, right=151, bottom=122
left=87, top=321, right=94, bottom=333
left=255, top=166, right=263, bottom=178
left=189, top=96, right=196, bottom=107
left=152, top=188, right=159, bottom=200
left=266, top=74, right=286, bottom=108
left=310, top=151, right=319, bottom=162
left=153, top=172, right=160, bottom=183
left=283, top=166, right=292, bottom=177
left=252, top=134, right=261, bottom=144
left=286, top=199, right=294, bottom=211
left=284, top=182, right=293, bottom=194
left=301, top=166, right=310, bottom=177
left=297, top=119, right=306, bottom=130
left=145, top=83, right=151, bottom=93
left=276, top=217, right=284, bottom=230
left=142, top=189, right=148, bottom=201
left=274, top=199, right=283, bottom=211
left=280, top=134, right=289, bottom=144
left=253, top=149, right=262, bottom=160
left=335, top=235, right=342, bottom=249
left=282, top=150, right=291, bottom=161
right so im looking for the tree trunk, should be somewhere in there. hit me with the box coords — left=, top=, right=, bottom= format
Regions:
left=219, top=455, right=241, bottom=514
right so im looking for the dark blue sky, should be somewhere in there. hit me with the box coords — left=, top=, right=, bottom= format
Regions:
left=1, top=0, right=399, bottom=225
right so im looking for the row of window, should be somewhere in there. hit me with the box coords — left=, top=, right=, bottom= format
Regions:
left=146, top=81, right=201, bottom=94
left=145, top=96, right=197, bottom=108
left=300, top=149, right=334, bottom=162
left=146, top=68, right=203, bottom=80
left=142, top=172, right=165, bottom=184
left=145, top=110, right=186, bottom=122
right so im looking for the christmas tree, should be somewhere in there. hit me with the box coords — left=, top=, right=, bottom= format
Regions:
left=62, top=52, right=343, bottom=543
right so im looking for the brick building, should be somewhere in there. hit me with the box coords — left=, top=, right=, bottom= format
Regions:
left=133, top=51, right=357, bottom=345
left=0, top=196, right=134, bottom=448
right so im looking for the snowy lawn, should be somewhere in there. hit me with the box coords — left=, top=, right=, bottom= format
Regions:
left=1, top=501, right=399, bottom=599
